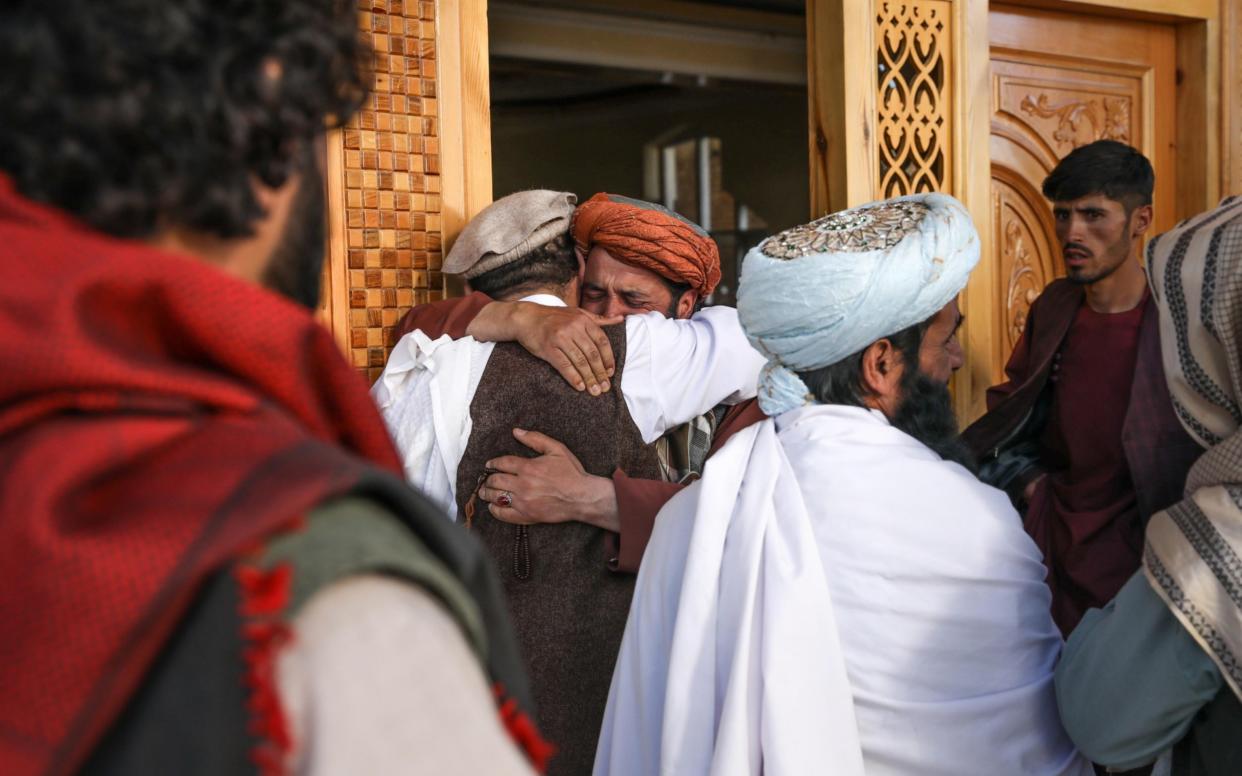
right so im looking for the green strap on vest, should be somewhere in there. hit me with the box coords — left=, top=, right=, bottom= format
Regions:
left=259, top=496, right=488, bottom=662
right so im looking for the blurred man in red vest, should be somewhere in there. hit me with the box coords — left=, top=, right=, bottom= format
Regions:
left=0, top=2, right=545, bottom=774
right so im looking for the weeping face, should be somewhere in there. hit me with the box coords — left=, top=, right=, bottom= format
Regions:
left=579, top=247, right=696, bottom=319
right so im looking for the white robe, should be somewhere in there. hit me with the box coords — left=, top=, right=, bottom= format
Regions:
left=595, top=404, right=1092, bottom=776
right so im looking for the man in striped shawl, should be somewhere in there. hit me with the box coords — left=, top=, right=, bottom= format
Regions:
left=1055, top=196, right=1242, bottom=775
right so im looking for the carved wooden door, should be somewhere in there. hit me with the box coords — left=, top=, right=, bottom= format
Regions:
left=987, top=5, right=1176, bottom=373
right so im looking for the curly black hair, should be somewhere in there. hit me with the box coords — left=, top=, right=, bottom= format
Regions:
left=0, top=0, right=370, bottom=239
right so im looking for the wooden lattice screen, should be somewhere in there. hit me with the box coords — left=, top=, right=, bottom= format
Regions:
left=321, top=0, right=448, bottom=382
left=876, top=0, right=952, bottom=197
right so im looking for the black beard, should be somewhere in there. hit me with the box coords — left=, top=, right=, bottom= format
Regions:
left=1065, top=260, right=1121, bottom=286
left=262, top=157, right=326, bottom=309
left=1063, top=222, right=1136, bottom=286
left=890, top=370, right=977, bottom=473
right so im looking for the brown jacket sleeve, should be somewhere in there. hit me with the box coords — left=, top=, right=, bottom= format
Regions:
left=985, top=318, right=1036, bottom=412
left=607, top=399, right=768, bottom=574
left=393, top=291, right=493, bottom=340
left=708, top=399, right=767, bottom=456
left=974, top=304, right=1048, bottom=505
left=608, top=470, right=686, bottom=573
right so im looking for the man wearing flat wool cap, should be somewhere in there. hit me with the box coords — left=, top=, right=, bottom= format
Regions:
left=373, top=188, right=765, bottom=776
left=393, top=191, right=771, bottom=578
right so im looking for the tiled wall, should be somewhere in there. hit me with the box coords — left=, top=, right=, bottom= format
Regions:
left=340, top=0, right=447, bottom=381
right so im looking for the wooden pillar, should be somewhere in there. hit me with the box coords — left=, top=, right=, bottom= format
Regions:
left=950, top=0, right=996, bottom=424
left=1176, top=14, right=1221, bottom=221
left=806, top=0, right=877, bottom=217
left=438, top=0, right=494, bottom=296
left=808, top=0, right=994, bottom=419
left=319, top=0, right=492, bottom=382
left=1223, top=0, right=1242, bottom=197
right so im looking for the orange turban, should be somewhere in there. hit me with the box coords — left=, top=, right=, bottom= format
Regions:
left=571, top=193, right=721, bottom=297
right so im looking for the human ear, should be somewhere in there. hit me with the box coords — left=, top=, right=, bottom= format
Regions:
left=860, top=338, right=903, bottom=413
left=675, top=290, right=698, bottom=319
left=1131, top=204, right=1153, bottom=238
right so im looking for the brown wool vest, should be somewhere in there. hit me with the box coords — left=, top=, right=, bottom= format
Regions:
left=456, top=324, right=661, bottom=776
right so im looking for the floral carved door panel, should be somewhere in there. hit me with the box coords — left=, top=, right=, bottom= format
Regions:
left=993, top=170, right=1058, bottom=353
left=987, top=5, right=1176, bottom=374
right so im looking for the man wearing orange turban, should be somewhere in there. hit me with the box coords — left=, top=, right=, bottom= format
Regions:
left=571, top=193, right=721, bottom=314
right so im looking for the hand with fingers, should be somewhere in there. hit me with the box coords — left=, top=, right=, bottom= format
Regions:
left=467, top=301, right=622, bottom=395
left=480, top=428, right=620, bottom=532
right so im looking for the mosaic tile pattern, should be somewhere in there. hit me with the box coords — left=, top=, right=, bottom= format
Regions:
left=346, top=0, right=444, bottom=381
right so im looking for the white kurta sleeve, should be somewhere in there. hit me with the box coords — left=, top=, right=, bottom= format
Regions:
left=370, top=332, right=489, bottom=516
left=620, top=306, right=765, bottom=444
left=277, top=575, right=536, bottom=776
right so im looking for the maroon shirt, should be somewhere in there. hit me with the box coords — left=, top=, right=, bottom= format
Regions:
left=1026, top=294, right=1147, bottom=636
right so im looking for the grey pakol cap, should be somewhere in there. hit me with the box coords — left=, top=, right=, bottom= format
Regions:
left=442, top=189, right=578, bottom=279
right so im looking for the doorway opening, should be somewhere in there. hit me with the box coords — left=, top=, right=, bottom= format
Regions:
left=488, top=0, right=809, bottom=306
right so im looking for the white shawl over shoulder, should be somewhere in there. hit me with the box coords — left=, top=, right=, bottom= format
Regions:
left=594, top=419, right=865, bottom=776
left=597, top=406, right=1091, bottom=776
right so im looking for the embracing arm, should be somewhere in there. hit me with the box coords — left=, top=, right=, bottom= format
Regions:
left=395, top=292, right=621, bottom=395
left=478, top=433, right=688, bottom=574
left=622, top=306, right=767, bottom=443
left=394, top=291, right=493, bottom=340
left=1055, top=572, right=1223, bottom=770
left=476, top=307, right=763, bottom=570
left=608, top=472, right=688, bottom=573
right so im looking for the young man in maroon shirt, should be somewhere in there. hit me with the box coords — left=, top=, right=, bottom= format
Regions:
left=962, top=140, right=1203, bottom=637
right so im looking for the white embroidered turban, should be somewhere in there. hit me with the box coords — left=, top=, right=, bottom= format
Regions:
left=738, top=193, right=980, bottom=416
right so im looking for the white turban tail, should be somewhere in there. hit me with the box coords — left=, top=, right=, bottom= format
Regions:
left=738, top=193, right=980, bottom=416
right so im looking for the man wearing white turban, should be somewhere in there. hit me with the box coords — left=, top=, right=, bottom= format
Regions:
left=594, top=194, right=1092, bottom=776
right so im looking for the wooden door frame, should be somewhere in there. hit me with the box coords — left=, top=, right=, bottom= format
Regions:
left=806, top=0, right=878, bottom=219
left=987, top=0, right=1223, bottom=223
left=319, top=0, right=491, bottom=352
left=441, top=0, right=1237, bottom=406
left=808, top=0, right=1232, bottom=421
left=437, top=0, right=493, bottom=296
left=956, top=0, right=1225, bottom=420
